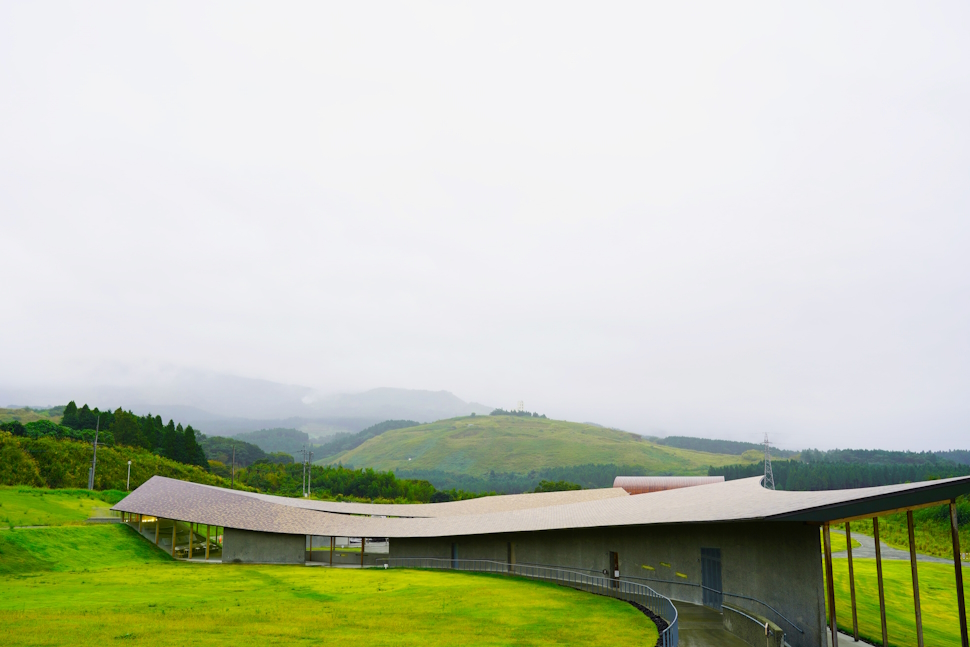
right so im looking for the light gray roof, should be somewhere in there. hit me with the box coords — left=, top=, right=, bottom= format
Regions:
left=113, top=474, right=970, bottom=539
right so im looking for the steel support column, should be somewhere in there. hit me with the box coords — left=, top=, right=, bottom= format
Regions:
left=823, top=523, right=839, bottom=647
left=950, top=500, right=968, bottom=647
left=846, top=522, right=859, bottom=641
left=873, top=517, right=889, bottom=646
left=907, top=510, right=925, bottom=647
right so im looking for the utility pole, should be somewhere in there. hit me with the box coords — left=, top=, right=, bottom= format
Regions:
left=763, top=433, right=775, bottom=490
left=231, top=444, right=235, bottom=489
left=307, top=449, right=314, bottom=498
left=301, top=445, right=307, bottom=497
left=87, top=416, right=100, bottom=490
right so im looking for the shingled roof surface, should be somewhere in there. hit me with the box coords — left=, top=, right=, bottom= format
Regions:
left=113, top=474, right=970, bottom=538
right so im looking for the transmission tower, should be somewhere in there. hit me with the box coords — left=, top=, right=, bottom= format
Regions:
left=763, top=433, right=775, bottom=490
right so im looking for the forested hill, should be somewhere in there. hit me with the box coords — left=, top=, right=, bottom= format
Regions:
left=710, top=459, right=970, bottom=490
left=321, top=415, right=758, bottom=477
left=1, top=401, right=208, bottom=470
left=657, top=435, right=797, bottom=458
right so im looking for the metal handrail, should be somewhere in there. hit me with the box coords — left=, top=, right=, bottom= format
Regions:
left=378, top=557, right=678, bottom=647
left=622, top=574, right=803, bottom=635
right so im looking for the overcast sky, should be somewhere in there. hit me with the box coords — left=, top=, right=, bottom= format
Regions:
left=2, top=2, right=969, bottom=450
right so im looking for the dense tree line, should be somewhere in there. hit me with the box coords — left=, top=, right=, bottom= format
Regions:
left=935, top=450, right=970, bottom=466
left=800, top=447, right=961, bottom=466
left=233, top=462, right=456, bottom=502
left=397, top=463, right=657, bottom=494
left=201, top=436, right=268, bottom=468
left=534, top=479, right=582, bottom=493
left=232, top=428, right=309, bottom=455
left=314, top=420, right=419, bottom=458
left=60, top=401, right=207, bottom=469
left=490, top=409, right=547, bottom=418
left=709, top=459, right=970, bottom=490
left=657, top=436, right=797, bottom=458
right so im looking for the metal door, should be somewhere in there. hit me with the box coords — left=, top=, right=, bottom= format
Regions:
left=701, top=547, right=722, bottom=610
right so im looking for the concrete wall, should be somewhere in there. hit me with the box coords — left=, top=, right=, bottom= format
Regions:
left=390, top=521, right=826, bottom=647
left=222, top=528, right=305, bottom=565
left=723, top=604, right=784, bottom=647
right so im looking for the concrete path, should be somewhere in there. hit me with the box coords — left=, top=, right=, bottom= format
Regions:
left=830, top=529, right=951, bottom=564
left=676, top=601, right=750, bottom=647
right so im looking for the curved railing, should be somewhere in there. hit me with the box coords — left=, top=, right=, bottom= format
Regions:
left=378, top=557, right=678, bottom=647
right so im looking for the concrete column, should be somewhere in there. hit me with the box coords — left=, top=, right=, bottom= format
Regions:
left=950, top=500, right=969, bottom=647
left=823, top=523, right=839, bottom=647
left=873, top=517, right=889, bottom=646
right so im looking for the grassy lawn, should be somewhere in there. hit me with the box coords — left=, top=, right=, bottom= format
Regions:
left=828, top=556, right=969, bottom=647
left=0, top=523, right=656, bottom=646
left=0, top=486, right=127, bottom=528
left=821, top=530, right=861, bottom=554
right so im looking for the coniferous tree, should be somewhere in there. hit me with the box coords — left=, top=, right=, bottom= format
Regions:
left=162, top=420, right=177, bottom=460
left=61, top=401, right=79, bottom=429
left=77, top=404, right=98, bottom=430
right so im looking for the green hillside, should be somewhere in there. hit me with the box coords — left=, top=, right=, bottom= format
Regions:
left=0, top=407, right=63, bottom=425
left=322, top=415, right=757, bottom=476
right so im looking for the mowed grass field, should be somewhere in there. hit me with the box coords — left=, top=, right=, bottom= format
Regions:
left=327, top=415, right=755, bottom=476
left=828, top=556, right=969, bottom=647
left=822, top=530, right=861, bottom=554
left=0, top=523, right=656, bottom=646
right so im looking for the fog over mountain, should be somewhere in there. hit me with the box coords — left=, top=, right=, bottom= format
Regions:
left=0, top=370, right=491, bottom=436
left=2, top=3, right=969, bottom=451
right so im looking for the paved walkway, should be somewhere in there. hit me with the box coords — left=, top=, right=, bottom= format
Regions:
left=676, top=601, right=750, bottom=647
left=830, top=529, right=951, bottom=564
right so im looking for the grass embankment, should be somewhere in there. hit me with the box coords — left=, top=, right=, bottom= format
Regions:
left=828, top=557, right=969, bottom=647
left=0, top=524, right=656, bottom=646
left=844, top=501, right=970, bottom=560
left=0, top=486, right=127, bottom=527
left=326, top=415, right=755, bottom=476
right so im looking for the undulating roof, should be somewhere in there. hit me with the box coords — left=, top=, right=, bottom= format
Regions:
left=112, top=474, right=970, bottom=539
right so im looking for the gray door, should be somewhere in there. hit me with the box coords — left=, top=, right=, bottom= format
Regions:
left=701, top=547, right=722, bottom=610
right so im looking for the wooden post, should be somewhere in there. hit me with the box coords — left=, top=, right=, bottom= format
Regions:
left=330, top=536, right=334, bottom=567
left=823, top=523, right=839, bottom=647
left=951, top=499, right=969, bottom=647
left=873, top=517, right=889, bottom=646
left=188, top=523, right=194, bottom=561
left=171, top=520, right=177, bottom=558
left=361, top=537, right=366, bottom=568
left=907, top=510, right=925, bottom=647
left=155, top=517, right=160, bottom=545
left=205, top=524, right=210, bottom=561
left=846, top=522, right=859, bottom=641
